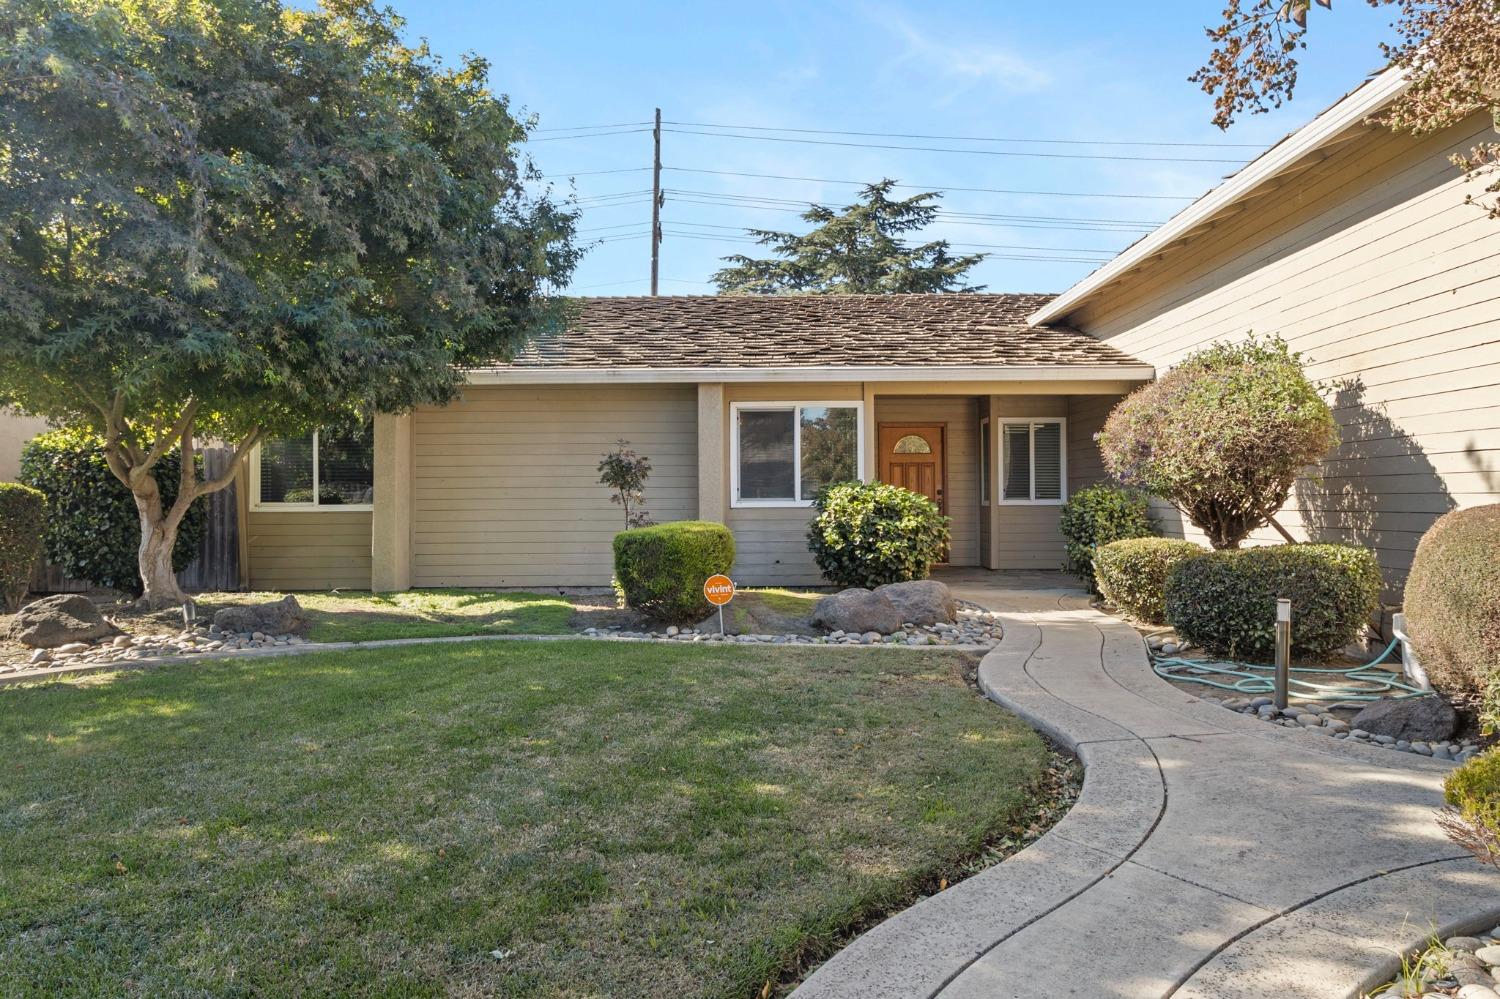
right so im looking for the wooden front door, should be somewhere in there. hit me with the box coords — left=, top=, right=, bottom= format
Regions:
left=879, top=425, right=947, bottom=514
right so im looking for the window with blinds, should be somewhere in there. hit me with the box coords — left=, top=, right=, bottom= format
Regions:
left=999, top=420, right=1066, bottom=503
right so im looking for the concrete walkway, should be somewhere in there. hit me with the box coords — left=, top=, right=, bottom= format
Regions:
left=795, top=572, right=1500, bottom=999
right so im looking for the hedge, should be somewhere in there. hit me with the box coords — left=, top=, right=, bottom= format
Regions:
left=0, top=482, right=47, bottom=612
left=1094, top=537, right=1205, bottom=624
left=1059, top=483, right=1155, bottom=592
left=806, top=481, right=950, bottom=589
left=1402, top=504, right=1500, bottom=710
left=613, top=520, right=735, bottom=623
left=18, top=427, right=206, bottom=595
left=1442, top=749, right=1500, bottom=871
left=1164, top=544, right=1381, bottom=660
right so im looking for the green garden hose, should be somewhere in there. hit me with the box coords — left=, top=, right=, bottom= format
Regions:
left=1150, top=635, right=1431, bottom=701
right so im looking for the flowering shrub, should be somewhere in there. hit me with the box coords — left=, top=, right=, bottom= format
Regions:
left=1098, top=337, right=1338, bottom=550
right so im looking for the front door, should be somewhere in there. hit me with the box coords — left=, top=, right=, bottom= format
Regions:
left=879, top=424, right=947, bottom=515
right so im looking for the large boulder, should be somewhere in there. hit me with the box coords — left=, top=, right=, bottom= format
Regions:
left=810, top=588, right=903, bottom=635
left=874, top=579, right=956, bottom=626
left=212, top=595, right=311, bottom=636
left=8, top=594, right=119, bottom=648
left=1350, top=695, right=1458, bottom=743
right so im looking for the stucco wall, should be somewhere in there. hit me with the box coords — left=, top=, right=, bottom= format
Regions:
left=1066, top=110, right=1500, bottom=599
left=0, top=412, right=49, bottom=482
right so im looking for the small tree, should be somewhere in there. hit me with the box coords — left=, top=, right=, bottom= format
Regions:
left=1098, top=337, right=1338, bottom=549
left=712, top=180, right=986, bottom=294
left=598, top=441, right=652, bottom=529
left=0, top=0, right=578, bottom=607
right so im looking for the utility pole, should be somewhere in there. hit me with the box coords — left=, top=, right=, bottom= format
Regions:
left=650, top=107, right=662, bottom=295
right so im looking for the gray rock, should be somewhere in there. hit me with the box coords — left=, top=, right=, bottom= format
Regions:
left=1447, top=937, right=1484, bottom=953
left=1456, top=982, right=1500, bottom=998
left=1372, top=734, right=1396, bottom=745
left=28, top=648, right=50, bottom=665
left=1296, top=714, right=1324, bottom=728
left=9, top=594, right=120, bottom=648
left=1476, top=945, right=1500, bottom=966
left=1161, top=642, right=1179, bottom=655
left=1249, top=697, right=1272, bottom=708
left=212, top=596, right=311, bottom=637
left=873, top=579, right=956, bottom=626
left=810, top=588, right=903, bottom=636
left=54, top=642, right=89, bottom=654
left=1350, top=695, right=1458, bottom=743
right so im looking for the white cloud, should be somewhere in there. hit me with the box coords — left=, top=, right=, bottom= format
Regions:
left=865, top=4, right=1053, bottom=102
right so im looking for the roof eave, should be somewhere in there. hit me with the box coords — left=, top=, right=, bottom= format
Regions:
left=1027, top=65, right=1411, bottom=327
left=464, top=364, right=1156, bottom=385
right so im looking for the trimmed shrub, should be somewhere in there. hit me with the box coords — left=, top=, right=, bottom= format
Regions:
left=613, top=520, right=735, bottom=623
left=806, top=481, right=950, bottom=589
left=1059, top=483, right=1156, bottom=592
left=1095, top=537, right=1205, bottom=624
left=18, top=427, right=206, bottom=595
left=1098, top=336, right=1339, bottom=550
left=1164, top=544, right=1381, bottom=660
left=0, top=482, right=47, bottom=611
left=1402, top=504, right=1500, bottom=708
left=1440, top=749, right=1500, bottom=871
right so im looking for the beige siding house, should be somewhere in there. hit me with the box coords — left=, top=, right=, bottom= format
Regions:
left=1031, top=66, right=1500, bottom=600
left=238, top=295, right=1152, bottom=591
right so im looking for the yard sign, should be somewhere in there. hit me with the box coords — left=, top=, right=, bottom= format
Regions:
left=704, top=574, right=735, bottom=634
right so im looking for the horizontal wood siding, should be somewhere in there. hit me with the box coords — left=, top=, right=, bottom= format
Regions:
left=876, top=396, right=980, bottom=566
left=1070, top=111, right=1500, bottom=599
left=245, top=510, right=371, bottom=591
left=411, top=385, right=698, bottom=587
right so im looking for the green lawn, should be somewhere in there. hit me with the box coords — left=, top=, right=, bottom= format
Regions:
left=206, top=588, right=576, bottom=642
left=0, top=642, right=1053, bottom=998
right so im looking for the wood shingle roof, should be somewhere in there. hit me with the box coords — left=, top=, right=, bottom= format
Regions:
left=484, top=294, right=1146, bottom=371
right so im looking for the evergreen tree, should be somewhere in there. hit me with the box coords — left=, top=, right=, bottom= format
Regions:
left=711, top=180, right=985, bottom=294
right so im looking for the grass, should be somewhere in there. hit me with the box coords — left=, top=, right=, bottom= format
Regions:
left=0, top=641, right=1053, bottom=998
left=203, top=588, right=576, bottom=642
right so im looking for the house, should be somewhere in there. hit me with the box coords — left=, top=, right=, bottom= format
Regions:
left=10, top=66, right=1495, bottom=601
left=237, top=294, right=1154, bottom=591
left=1029, top=67, right=1500, bottom=600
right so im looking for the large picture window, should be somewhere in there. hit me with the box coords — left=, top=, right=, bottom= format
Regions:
left=733, top=402, right=862, bottom=506
left=999, top=419, right=1065, bottom=504
left=253, top=423, right=375, bottom=509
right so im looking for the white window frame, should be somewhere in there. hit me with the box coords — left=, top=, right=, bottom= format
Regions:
left=249, top=429, right=375, bottom=512
left=998, top=417, right=1067, bottom=506
left=979, top=417, right=991, bottom=507
left=730, top=400, right=865, bottom=509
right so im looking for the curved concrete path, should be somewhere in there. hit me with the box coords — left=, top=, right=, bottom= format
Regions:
left=794, top=574, right=1500, bottom=999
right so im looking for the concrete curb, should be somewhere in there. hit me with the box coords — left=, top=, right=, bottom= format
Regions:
left=0, top=632, right=992, bottom=688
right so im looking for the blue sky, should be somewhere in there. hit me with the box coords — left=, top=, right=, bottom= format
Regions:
left=395, top=1, right=1403, bottom=295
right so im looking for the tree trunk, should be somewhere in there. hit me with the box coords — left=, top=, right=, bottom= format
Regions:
left=132, top=477, right=187, bottom=609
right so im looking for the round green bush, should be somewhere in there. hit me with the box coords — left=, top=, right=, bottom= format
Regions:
left=18, top=427, right=207, bottom=595
left=1164, top=544, right=1381, bottom=660
left=1098, top=337, right=1338, bottom=550
left=1402, top=504, right=1500, bottom=707
left=1094, top=537, right=1205, bottom=624
left=1443, top=748, right=1500, bottom=870
left=613, top=520, right=736, bottom=623
left=1059, top=483, right=1156, bottom=592
left=806, top=481, right=950, bottom=589
left=0, top=482, right=46, bottom=611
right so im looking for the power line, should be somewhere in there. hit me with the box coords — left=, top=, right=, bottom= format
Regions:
left=661, top=119, right=1266, bottom=149
left=660, top=127, right=1247, bottom=164
left=663, top=188, right=1159, bottom=227
left=529, top=128, right=651, bottom=142
left=660, top=167, right=1199, bottom=201
left=533, top=121, right=652, bottom=133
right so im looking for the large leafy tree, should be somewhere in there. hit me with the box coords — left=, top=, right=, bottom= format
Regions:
left=711, top=180, right=985, bottom=294
left=0, top=0, right=579, bottom=605
left=1192, top=0, right=1500, bottom=217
